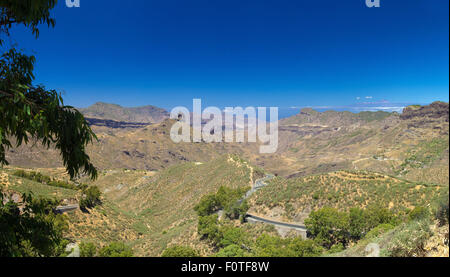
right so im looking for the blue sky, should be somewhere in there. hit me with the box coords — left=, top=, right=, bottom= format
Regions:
left=5, top=0, right=449, bottom=112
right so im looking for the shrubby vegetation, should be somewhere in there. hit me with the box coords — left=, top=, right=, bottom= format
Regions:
left=194, top=186, right=250, bottom=219
left=305, top=206, right=398, bottom=249
left=166, top=182, right=443, bottom=257
left=79, top=241, right=133, bottom=257
left=0, top=192, right=68, bottom=257
left=11, top=170, right=102, bottom=211
left=385, top=218, right=432, bottom=257
left=98, top=242, right=133, bottom=257
left=252, top=172, right=447, bottom=221
left=13, top=170, right=79, bottom=190
left=79, top=241, right=97, bottom=257
left=79, top=186, right=102, bottom=211
left=435, top=195, right=449, bottom=227
left=0, top=0, right=98, bottom=180
left=165, top=186, right=326, bottom=257
left=161, top=245, right=200, bottom=257
left=400, top=138, right=449, bottom=171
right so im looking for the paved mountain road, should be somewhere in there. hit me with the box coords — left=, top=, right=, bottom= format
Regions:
left=241, top=174, right=308, bottom=233
left=245, top=214, right=307, bottom=231
left=55, top=204, right=79, bottom=214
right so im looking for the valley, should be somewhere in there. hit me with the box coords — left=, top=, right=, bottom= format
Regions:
left=1, top=101, right=449, bottom=257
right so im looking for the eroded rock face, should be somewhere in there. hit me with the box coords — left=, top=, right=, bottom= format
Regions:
left=85, top=117, right=150, bottom=129
left=401, top=102, right=449, bottom=122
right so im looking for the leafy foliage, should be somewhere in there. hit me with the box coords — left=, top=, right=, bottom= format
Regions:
left=79, top=186, right=102, bottom=211
left=12, top=170, right=79, bottom=190
left=435, top=196, right=449, bottom=227
left=0, top=0, right=56, bottom=43
left=0, top=192, right=68, bottom=257
left=98, top=242, right=133, bottom=257
left=161, top=245, right=199, bottom=257
left=194, top=185, right=249, bottom=219
left=408, top=206, right=430, bottom=221
left=197, top=214, right=221, bottom=243
left=79, top=241, right=97, bottom=257
left=193, top=186, right=325, bottom=257
left=0, top=0, right=97, bottom=180
left=364, top=223, right=395, bottom=240
left=215, top=244, right=247, bottom=257
left=305, top=206, right=397, bottom=249
left=304, top=207, right=350, bottom=249
left=386, top=218, right=432, bottom=257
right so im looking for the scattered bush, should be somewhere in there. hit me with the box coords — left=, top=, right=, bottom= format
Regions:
left=12, top=170, right=79, bottom=190
left=161, top=245, right=199, bottom=257
left=254, top=234, right=323, bottom=257
left=435, top=197, right=449, bottom=227
left=408, top=206, right=429, bottom=221
left=387, top=219, right=432, bottom=257
left=80, top=186, right=102, bottom=211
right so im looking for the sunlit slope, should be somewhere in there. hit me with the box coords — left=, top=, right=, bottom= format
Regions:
left=248, top=170, right=447, bottom=223
left=75, top=154, right=256, bottom=255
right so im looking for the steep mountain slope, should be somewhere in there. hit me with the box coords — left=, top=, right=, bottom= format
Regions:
left=72, top=155, right=258, bottom=256
left=247, top=170, right=448, bottom=224
left=265, top=102, right=449, bottom=182
left=1, top=155, right=261, bottom=256
left=4, top=102, right=449, bottom=186
left=5, top=119, right=260, bottom=171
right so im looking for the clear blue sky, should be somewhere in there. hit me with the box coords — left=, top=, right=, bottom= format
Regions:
left=6, top=0, right=449, bottom=111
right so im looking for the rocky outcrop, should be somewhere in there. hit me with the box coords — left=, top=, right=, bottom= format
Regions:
left=401, top=102, right=449, bottom=122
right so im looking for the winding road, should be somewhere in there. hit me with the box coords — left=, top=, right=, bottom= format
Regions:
left=241, top=174, right=307, bottom=232
left=245, top=214, right=307, bottom=231
left=55, top=204, right=79, bottom=214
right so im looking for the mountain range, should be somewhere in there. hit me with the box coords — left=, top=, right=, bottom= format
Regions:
left=2, top=101, right=448, bottom=257
left=5, top=101, right=449, bottom=184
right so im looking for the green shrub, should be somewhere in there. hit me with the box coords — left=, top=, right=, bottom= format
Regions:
left=215, top=244, right=246, bottom=257
left=79, top=242, right=97, bottom=257
left=328, top=243, right=345, bottom=254
left=365, top=223, right=395, bottom=240
left=435, top=197, right=449, bottom=227
left=161, top=245, right=199, bottom=257
left=348, top=207, right=367, bottom=240
left=304, top=207, right=350, bottom=249
left=387, top=219, right=432, bottom=257
left=98, top=242, right=133, bottom=257
left=408, top=206, right=429, bottom=221
left=198, top=214, right=221, bottom=244
left=12, top=170, right=78, bottom=190
left=80, top=186, right=102, bottom=211
left=195, top=186, right=249, bottom=218
left=287, top=238, right=324, bottom=257
left=219, top=225, right=249, bottom=248
left=194, top=194, right=220, bottom=217
left=0, top=192, right=68, bottom=257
